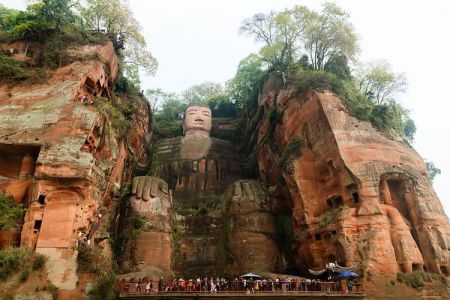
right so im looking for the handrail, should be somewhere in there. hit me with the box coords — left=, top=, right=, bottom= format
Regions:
left=117, top=280, right=364, bottom=295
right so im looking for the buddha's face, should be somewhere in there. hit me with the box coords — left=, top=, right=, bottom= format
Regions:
left=184, top=105, right=212, bottom=136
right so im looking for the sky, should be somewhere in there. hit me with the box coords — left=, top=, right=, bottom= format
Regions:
left=2, top=0, right=450, bottom=215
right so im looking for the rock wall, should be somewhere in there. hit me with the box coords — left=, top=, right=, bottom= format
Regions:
left=0, top=41, right=152, bottom=289
left=252, top=76, right=450, bottom=276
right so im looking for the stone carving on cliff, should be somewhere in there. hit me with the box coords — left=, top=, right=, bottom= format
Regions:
left=226, top=180, right=279, bottom=273
left=2, top=153, right=35, bottom=204
left=130, top=104, right=280, bottom=277
left=0, top=41, right=152, bottom=290
left=253, top=78, right=450, bottom=276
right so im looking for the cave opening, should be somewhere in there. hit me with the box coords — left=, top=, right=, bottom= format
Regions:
left=352, top=192, right=359, bottom=203
left=0, top=144, right=40, bottom=179
left=37, top=194, right=46, bottom=205
left=412, top=263, right=423, bottom=272
left=326, top=195, right=343, bottom=209
left=33, top=220, right=42, bottom=230
left=386, top=179, right=412, bottom=223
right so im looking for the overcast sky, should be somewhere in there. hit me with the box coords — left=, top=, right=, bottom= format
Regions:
left=3, top=0, right=450, bottom=215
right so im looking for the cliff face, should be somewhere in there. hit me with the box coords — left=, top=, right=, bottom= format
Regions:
left=1, top=41, right=449, bottom=296
left=251, top=76, right=450, bottom=276
left=0, top=41, right=151, bottom=289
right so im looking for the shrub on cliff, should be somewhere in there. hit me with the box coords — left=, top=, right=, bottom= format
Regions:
left=0, top=194, right=24, bottom=231
left=77, top=243, right=113, bottom=276
left=32, top=254, right=47, bottom=270
left=87, top=273, right=117, bottom=300
left=397, top=271, right=432, bottom=288
left=95, top=96, right=132, bottom=137
left=291, top=69, right=345, bottom=96
left=0, top=53, right=30, bottom=82
left=0, top=247, right=32, bottom=280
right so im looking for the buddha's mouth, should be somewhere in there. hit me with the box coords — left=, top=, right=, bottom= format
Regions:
left=194, top=119, right=204, bottom=123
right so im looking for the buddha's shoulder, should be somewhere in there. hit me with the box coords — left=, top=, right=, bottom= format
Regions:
left=153, top=137, right=182, bottom=160
left=208, top=138, right=239, bottom=160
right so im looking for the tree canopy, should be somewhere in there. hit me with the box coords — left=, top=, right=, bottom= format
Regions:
left=355, top=60, right=407, bottom=106
left=239, top=3, right=358, bottom=72
left=81, top=0, right=157, bottom=77
left=0, top=0, right=157, bottom=85
left=238, top=2, right=416, bottom=145
left=226, top=54, right=266, bottom=109
left=426, top=161, right=441, bottom=182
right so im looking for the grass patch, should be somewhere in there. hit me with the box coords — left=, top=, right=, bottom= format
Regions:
left=0, top=53, right=30, bottom=82
left=95, top=96, right=133, bottom=137
left=32, top=254, right=47, bottom=270
left=0, top=247, right=32, bottom=280
left=87, top=273, right=117, bottom=300
left=0, top=53, right=52, bottom=85
left=19, top=268, right=30, bottom=282
left=395, top=271, right=446, bottom=289
left=77, top=243, right=112, bottom=276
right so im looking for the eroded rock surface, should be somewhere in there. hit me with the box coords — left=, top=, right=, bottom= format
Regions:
left=250, top=76, right=450, bottom=276
left=0, top=41, right=151, bottom=289
left=2, top=40, right=449, bottom=297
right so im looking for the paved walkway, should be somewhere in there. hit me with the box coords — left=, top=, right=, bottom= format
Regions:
left=119, top=292, right=366, bottom=300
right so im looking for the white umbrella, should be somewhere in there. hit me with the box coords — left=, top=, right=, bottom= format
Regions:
left=240, top=273, right=261, bottom=279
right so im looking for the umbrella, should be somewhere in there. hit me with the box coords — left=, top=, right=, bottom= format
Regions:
left=335, top=271, right=359, bottom=279
left=240, top=273, right=261, bottom=279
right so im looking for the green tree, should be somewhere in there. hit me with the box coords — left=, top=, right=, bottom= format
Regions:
left=403, top=118, right=416, bottom=143
left=227, top=53, right=266, bottom=109
left=304, top=2, right=358, bottom=70
left=425, top=161, right=441, bottom=182
left=0, top=4, right=49, bottom=40
left=152, top=91, right=185, bottom=121
left=81, top=0, right=157, bottom=78
left=355, top=60, right=407, bottom=105
left=324, top=55, right=351, bottom=80
left=79, top=0, right=108, bottom=32
left=181, top=82, right=223, bottom=104
left=29, top=0, right=78, bottom=32
left=206, top=92, right=236, bottom=117
left=145, top=88, right=177, bottom=111
left=240, top=6, right=311, bottom=72
left=0, top=4, right=19, bottom=31
left=240, top=3, right=358, bottom=72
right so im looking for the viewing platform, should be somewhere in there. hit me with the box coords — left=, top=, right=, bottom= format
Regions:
left=119, top=289, right=366, bottom=300
left=119, top=291, right=366, bottom=300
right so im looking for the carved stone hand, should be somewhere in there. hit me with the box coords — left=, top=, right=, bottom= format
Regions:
left=132, top=176, right=168, bottom=201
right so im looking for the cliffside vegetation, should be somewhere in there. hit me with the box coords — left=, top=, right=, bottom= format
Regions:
left=0, top=0, right=156, bottom=87
left=148, top=3, right=415, bottom=146
left=238, top=3, right=415, bottom=144
left=0, top=194, right=24, bottom=231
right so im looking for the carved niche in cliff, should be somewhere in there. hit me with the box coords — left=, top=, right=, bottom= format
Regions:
left=128, top=105, right=281, bottom=277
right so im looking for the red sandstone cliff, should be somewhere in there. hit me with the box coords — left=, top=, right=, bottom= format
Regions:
left=1, top=40, right=449, bottom=299
left=251, top=76, right=450, bottom=277
left=0, top=41, right=151, bottom=289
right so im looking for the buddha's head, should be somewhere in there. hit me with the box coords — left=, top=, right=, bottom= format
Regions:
left=183, top=104, right=212, bottom=137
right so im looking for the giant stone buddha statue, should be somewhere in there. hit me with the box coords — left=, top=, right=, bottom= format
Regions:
left=131, top=104, right=280, bottom=277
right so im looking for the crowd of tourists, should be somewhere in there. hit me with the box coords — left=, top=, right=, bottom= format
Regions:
left=118, top=276, right=358, bottom=295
